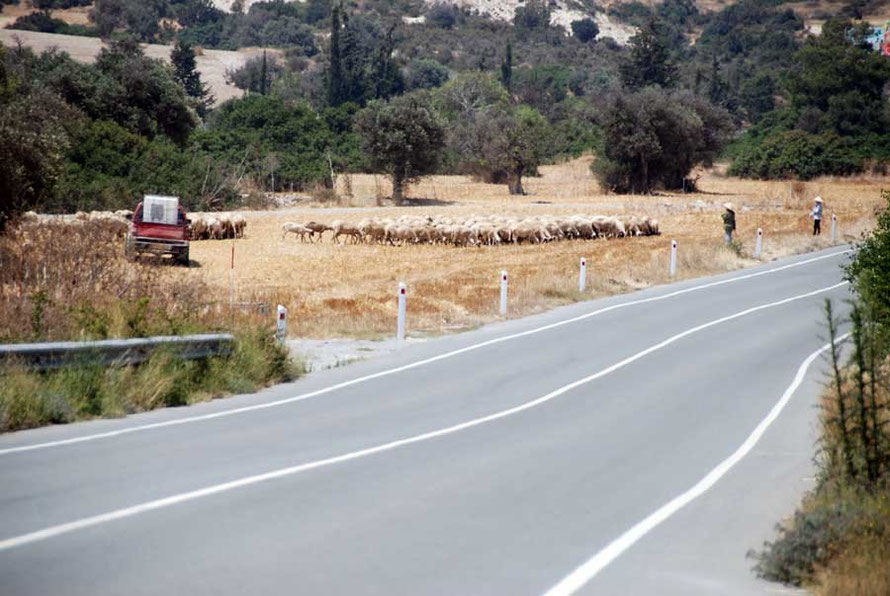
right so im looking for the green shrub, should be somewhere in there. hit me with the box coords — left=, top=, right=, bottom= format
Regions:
left=729, top=130, right=863, bottom=180
left=0, top=327, right=299, bottom=432
left=751, top=495, right=880, bottom=586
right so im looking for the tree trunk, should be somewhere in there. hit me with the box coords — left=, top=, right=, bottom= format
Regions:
left=507, top=167, right=525, bottom=195
left=391, top=170, right=405, bottom=205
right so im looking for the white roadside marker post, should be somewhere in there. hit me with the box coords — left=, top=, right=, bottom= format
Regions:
left=500, top=270, right=508, bottom=316
left=396, top=282, right=407, bottom=341
left=229, top=243, right=235, bottom=312
left=579, top=257, right=587, bottom=293
left=755, top=228, right=763, bottom=259
left=276, top=305, right=288, bottom=344
left=669, top=240, right=678, bottom=277
left=831, top=213, right=838, bottom=244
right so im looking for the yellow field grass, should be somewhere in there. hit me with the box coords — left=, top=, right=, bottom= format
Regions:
left=188, top=157, right=883, bottom=339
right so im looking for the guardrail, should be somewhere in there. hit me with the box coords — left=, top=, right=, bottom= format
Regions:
left=0, top=334, right=234, bottom=370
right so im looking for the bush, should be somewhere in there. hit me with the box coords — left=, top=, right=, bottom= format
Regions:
left=406, top=58, right=450, bottom=91
left=0, top=329, right=298, bottom=431
left=426, top=3, right=460, bottom=29
left=728, top=130, right=863, bottom=180
left=751, top=495, right=881, bottom=586
left=571, top=18, right=599, bottom=43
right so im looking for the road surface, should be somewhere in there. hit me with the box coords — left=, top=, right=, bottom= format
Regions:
left=0, top=247, right=853, bottom=595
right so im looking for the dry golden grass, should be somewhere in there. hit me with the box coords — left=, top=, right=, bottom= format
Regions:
left=189, top=157, right=884, bottom=339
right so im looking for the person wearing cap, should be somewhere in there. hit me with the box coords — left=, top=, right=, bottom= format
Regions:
left=722, top=203, right=736, bottom=244
left=810, top=196, right=823, bottom=235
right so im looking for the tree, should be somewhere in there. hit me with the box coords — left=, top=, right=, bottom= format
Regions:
left=594, top=88, right=734, bottom=193
left=226, top=53, right=284, bottom=94
left=171, top=38, right=213, bottom=117
left=327, top=4, right=345, bottom=106
left=354, top=91, right=445, bottom=204
left=620, top=19, right=676, bottom=89
left=0, top=52, right=72, bottom=228
left=571, top=18, right=599, bottom=43
left=513, top=0, right=550, bottom=31
left=707, top=54, right=727, bottom=107
left=500, top=41, right=512, bottom=91
left=406, top=59, right=450, bottom=91
left=260, top=50, right=268, bottom=95
left=426, top=3, right=458, bottom=29
left=473, top=104, right=550, bottom=195
left=90, top=0, right=166, bottom=42
left=200, top=94, right=343, bottom=191
left=784, top=21, right=890, bottom=137
left=91, top=39, right=197, bottom=144
left=739, top=72, right=774, bottom=123
left=371, top=25, right=404, bottom=100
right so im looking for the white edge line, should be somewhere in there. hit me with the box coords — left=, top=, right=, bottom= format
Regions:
left=0, top=249, right=851, bottom=456
left=541, top=331, right=852, bottom=596
left=0, top=281, right=848, bottom=551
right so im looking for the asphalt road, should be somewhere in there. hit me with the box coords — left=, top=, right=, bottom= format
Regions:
left=0, top=247, right=854, bottom=595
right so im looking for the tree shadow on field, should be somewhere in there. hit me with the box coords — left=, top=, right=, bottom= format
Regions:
left=399, top=197, right=456, bottom=207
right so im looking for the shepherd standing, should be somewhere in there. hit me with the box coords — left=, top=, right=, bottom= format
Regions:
left=810, top=196, right=823, bottom=235
left=722, top=203, right=736, bottom=244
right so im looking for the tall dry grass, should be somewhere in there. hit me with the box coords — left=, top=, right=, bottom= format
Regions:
left=0, top=222, right=298, bottom=432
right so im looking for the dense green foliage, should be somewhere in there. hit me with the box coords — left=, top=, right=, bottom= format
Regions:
left=199, top=94, right=362, bottom=191
left=3, top=0, right=890, bottom=211
left=729, top=17, right=890, bottom=180
left=594, top=87, right=734, bottom=193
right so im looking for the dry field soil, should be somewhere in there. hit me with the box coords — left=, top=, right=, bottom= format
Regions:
left=186, top=157, right=882, bottom=340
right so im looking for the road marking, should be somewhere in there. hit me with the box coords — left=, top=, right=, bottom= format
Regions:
left=0, top=281, right=848, bottom=551
left=542, top=333, right=850, bottom=596
left=0, top=249, right=851, bottom=457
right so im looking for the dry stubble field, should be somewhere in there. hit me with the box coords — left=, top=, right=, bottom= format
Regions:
left=188, top=157, right=882, bottom=339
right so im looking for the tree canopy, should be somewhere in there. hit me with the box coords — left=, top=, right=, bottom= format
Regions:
left=354, top=91, right=445, bottom=203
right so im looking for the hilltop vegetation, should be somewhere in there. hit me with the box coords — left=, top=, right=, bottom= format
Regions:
left=2, top=0, right=890, bottom=225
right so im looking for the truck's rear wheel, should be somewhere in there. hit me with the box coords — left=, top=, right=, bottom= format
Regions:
left=176, top=247, right=190, bottom=267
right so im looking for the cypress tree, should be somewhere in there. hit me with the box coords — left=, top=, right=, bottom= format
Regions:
left=328, top=4, right=344, bottom=106
left=500, top=41, right=513, bottom=91
left=171, top=38, right=213, bottom=117
left=373, top=25, right=404, bottom=100
left=260, top=50, right=268, bottom=95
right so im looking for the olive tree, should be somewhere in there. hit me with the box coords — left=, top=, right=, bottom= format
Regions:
left=354, top=90, right=445, bottom=204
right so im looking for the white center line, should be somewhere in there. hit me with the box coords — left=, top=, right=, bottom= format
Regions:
left=0, top=280, right=848, bottom=551
left=0, top=249, right=850, bottom=457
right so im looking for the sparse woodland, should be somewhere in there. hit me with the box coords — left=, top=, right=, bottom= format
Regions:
left=3, top=0, right=890, bottom=229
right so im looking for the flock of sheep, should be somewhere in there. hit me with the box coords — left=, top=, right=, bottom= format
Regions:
left=20, top=210, right=248, bottom=241
left=21, top=210, right=132, bottom=237
left=281, top=214, right=660, bottom=246
left=189, top=212, right=247, bottom=240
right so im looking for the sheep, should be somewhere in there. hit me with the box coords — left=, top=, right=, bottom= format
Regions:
left=282, top=222, right=314, bottom=242
left=359, top=218, right=387, bottom=244
left=450, top=225, right=479, bottom=247
left=391, top=225, right=418, bottom=245
left=232, top=213, right=247, bottom=238
left=304, top=221, right=332, bottom=242
left=331, top=220, right=362, bottom=244
left=206, top=217, right=224, bottom=240
left=511, top=223, right=542, bottom=244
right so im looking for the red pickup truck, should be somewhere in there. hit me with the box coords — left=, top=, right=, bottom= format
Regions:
left=124, top=195, right=190, bottom=265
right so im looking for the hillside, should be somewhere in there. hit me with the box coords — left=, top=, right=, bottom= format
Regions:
left=0, top=28, right=273, bottom=105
